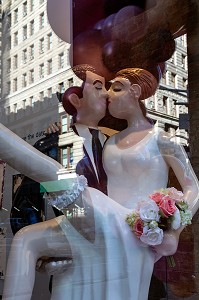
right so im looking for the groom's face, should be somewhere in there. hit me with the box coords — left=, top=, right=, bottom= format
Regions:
left=82, top=71, right=108, bottom=120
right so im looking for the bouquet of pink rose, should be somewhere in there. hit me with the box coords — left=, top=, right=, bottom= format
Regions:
left=126, top=187, right=192, bottom=246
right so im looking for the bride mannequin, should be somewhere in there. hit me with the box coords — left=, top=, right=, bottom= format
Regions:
left=2, top=68, right=199, bottom=300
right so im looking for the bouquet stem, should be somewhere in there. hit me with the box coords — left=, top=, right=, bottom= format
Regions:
left=166, top=255, right=175, bottom=268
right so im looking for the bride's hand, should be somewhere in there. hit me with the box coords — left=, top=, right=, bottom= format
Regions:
left=152, top=230, right=180, bottom=256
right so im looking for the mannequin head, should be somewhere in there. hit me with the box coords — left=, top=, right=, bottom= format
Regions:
left=62, top=65, right=108, bottom=127
left=108, top=68, right=157, bottom=121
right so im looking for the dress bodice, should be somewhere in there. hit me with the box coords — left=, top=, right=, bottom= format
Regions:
left=103, top=127, right=169, bottom=208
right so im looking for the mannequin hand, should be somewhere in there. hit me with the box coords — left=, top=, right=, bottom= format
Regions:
left=45, top=122, right=61, bottom=135
left=152, top=230, right=180, bottom=256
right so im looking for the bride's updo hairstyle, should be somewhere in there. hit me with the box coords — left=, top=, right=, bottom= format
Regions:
left=115, top=68, right=158, bottom=100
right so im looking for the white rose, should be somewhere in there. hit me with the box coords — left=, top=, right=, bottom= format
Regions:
left=171, top=208, right=181, bottom=230
left=140, top=227, right=164, bottom=246
left=139, top=200, right=160, bottom=222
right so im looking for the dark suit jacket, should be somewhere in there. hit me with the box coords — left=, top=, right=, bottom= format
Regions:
left=73, top=124, right=107, bottom=195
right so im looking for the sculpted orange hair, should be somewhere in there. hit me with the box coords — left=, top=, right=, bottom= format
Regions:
left=116, top=68, right=158, bottom=100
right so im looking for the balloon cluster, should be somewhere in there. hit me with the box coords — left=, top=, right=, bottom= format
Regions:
left=47, top=0, right=194, bottom=81
left=71, top=0, right=193, bottom=81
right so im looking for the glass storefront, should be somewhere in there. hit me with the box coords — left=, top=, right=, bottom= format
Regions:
left=0, top=1, right=199, bottom=299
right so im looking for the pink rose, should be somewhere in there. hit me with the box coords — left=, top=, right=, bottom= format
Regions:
left=159, top=195, right=177, bottom=218
left=133, top=219, right=144, bottom=237
left=166, top=187, right=184, bottom=202
left=149, top=192, right=164, bottom=204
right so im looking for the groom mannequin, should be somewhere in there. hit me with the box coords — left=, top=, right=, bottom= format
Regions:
left=62, top=65, right=108, bottom=195
left=37, top=66, right=110, bottom=279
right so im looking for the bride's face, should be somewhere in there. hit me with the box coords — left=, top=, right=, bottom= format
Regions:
left=108, top=77, right=139, bottom=119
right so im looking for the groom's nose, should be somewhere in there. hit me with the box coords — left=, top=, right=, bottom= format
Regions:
left=101, top=87, right=109, bottom=98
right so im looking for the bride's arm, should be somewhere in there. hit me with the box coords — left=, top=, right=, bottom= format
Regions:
left=0, top=123, right=62, bottom=182
left=154, top=132, right=199, bottom=256
left=2, top=218, right=69, bottom=300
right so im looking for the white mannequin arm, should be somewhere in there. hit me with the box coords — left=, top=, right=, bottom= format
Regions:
left=154, top=131, right=199, bottom=256
left=159, top=132, right=199, bottom=216
left=2, top=217, right=69, bottom=300
left=0, top=123, right=62, bottom=182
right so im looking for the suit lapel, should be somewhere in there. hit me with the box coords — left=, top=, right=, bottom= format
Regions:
left=74, top=124, right=99, bottom=181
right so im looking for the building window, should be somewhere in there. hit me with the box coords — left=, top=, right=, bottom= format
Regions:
left=163, top=96, right=168, bottom=114
left=47, top=87, right=52, bottom=98
left=182, top=78, right=187, bottom=89
left=61, top=114, right=71, bottom=133
left=170, top=99, right=177, bottom=117
left=62, top=115, right=67, bottom=133
left=8, top=37, right=11, bottom=49
left=40, top=12, right=44, bottom=29
left=170, top=72, right=176, bottom=88
left=161, top=71, right=166, bottom=85
left=68, top=78, right=73, bottom=87
left=13, top=55, right=18, bottom=69
left=30, top=0, right=34, bottom=11
left=39, top=38, right=44, bottom=54
left=179, top=35, right=187, bottom=47
left=7, top=14, right=11, bottom=27
left=39, top=91, right=44, bottom=101
left=7, top=59, right=11, bottom=73
left=58, top=82, right=65, bottom=93
left=30, top=20, right=34, bottom=36
left=29, top=69, right=34, bottom=84
left=14, top=9, right=18, bottom=24
left=23, top=1, right=27, bottom=17
left=61, top=144, right=73, bottom=168
left=47, top=33, right=52, bottom=50
left=6, top=106, right=10, bottom=114
left=170, top=56, right=174, bottom=64
left=23, top=25, right=27, bottom=40
left=14, top=32, right=18, bottom=46
left=13, top=103, right=17, bottom=113
left=181, top=54, right=187, bottom=70
left=30, top=96, right=34, bottom=107
left=47, top=59, right=52, bottom=74
left=7, top=82, right=11, bottom=94
left=22, top=49, right=27, bottom=64
left=59, top=52, right=64, bottom=68
left=13, top=78, right=17, bottom=92
left=39, top=64, right=44, bottom=78
left=22, top=99, right=26, bottom=109
left=22, top=73, right=27, bottom=88
left=30, top=44, right=34, bottom=60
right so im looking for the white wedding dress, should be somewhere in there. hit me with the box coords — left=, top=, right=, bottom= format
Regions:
left=52, top=128, right=181, bottom=300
